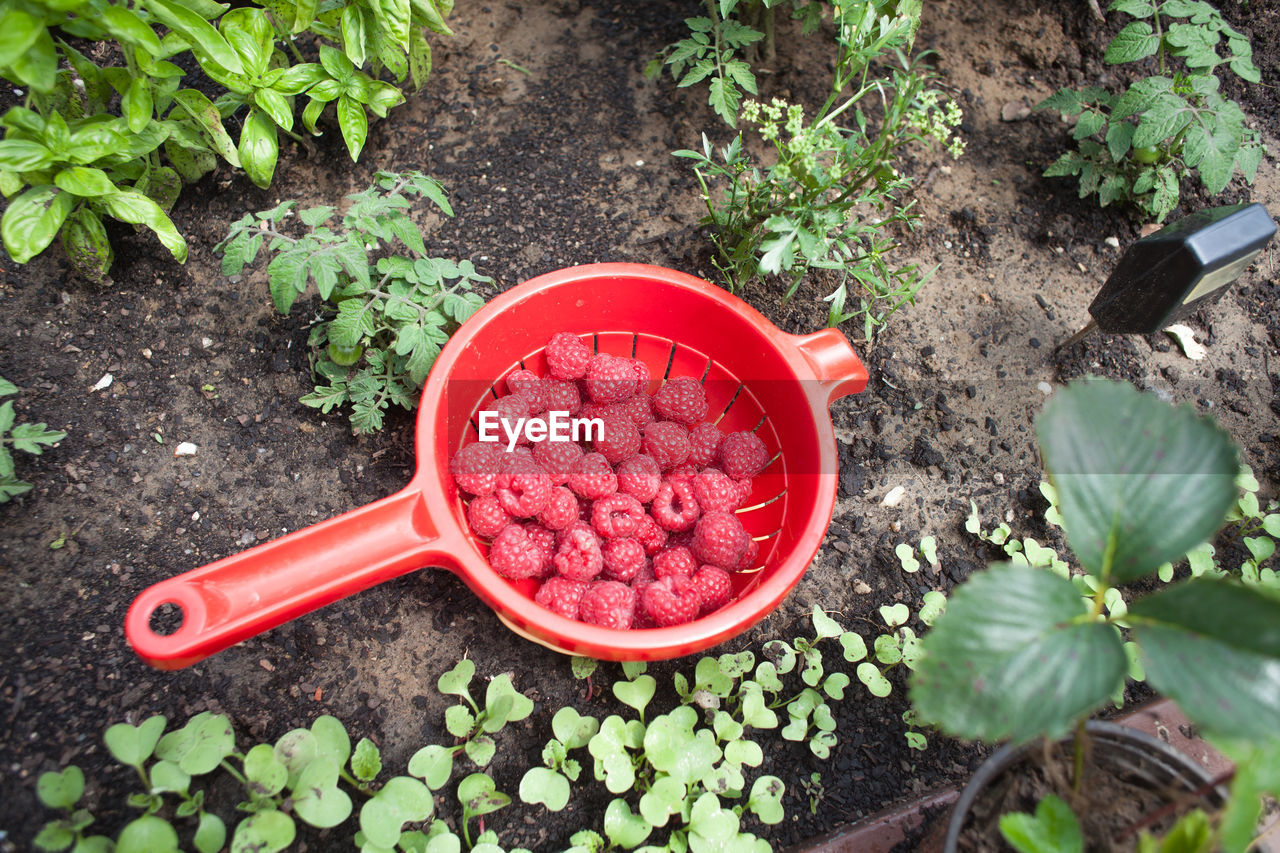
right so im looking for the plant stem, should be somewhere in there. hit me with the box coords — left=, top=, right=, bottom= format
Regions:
left=220, top=759, right=248, bottom=786
left=1070, top=717, right=1088, bottom=797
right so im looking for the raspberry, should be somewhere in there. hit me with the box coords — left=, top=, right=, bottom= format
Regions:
left=735, top=537, right=759, bottom=571
left=691, top=565, right=732, bottom=613
left=692, top=469, right=745, bottom=513
left=525, top=523, right=557, bottom=575
left=591, top=493, right=645, bottom=538
left=537, top=486, right=580, bottom=530
left=535, top=577, right=590, bottom=621
left=650, top=478, right=700, bottom=531
left=499, top=446, right=538, bottom=472
left=483, top=394, right=532, bottom=447
left=495, top=466, right=552, bottom=518
left=541, top=379, right=582, bottom=415
left=467, top=495, right=511, bottom=538
left=567, top=452, right=618, bottom=500
left=653, top=545, right=697, bottom=580
left=554, top=523, right=604, bottom=581
left=601, top=537, right=646, bottom=582
left=593, top=415, right=642, bottom=464
left=545, top=332, right=591, bottom=380
left=633, top=513, right=668, bottom=556
left=643, top=421, right=690, bottom=470
left=641, top=575, right=701, bottom=627
left=652, top=377, right=709, bottom=426
left=450, top=442, right=503, bottom=496
left=616, top=454, right=661, bottom=503
left=719, top=431, right=770, bottom=480
left=531, top=439, right=583, bottom=485
left=488, top=524, right=548, bottom=579
left=506, top=369, right=543, bottom=412
left=579, top=580, right=637, bottom=629
left=631, top=359, right=653, bottom=395
left=687, top=422, right=723, bottom=468
left=691, top=511, right=751, bottom=570
left=618, top=393, right=655, bottom=430
left=584, top=353, right=639, bottom=404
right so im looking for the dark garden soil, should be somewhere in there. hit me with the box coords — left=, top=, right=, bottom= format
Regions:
left=2, top=0, right=1278, bottom=850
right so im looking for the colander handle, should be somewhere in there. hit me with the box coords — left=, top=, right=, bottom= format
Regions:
left=790, top=329, right=869, bottom=404
left=125, top=487, right=452, bottom=669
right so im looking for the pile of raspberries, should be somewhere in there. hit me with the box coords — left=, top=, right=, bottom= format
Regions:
left=449, top=332, right=770, bottom=630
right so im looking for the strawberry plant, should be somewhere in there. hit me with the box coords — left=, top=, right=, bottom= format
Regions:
left=911, top=378, right=1280, bottom=852
left=0, top=0, right=452, bottom=281
left=0, top=375, right=66, bottom=502
left=1036, top=0, right=1263, bottom=222
left=217, top=170, right=492, bottom=433
left=675, top=1, right=963, bottom=339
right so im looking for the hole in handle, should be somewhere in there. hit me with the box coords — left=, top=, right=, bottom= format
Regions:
left=147, top=601, right=185, bottom=637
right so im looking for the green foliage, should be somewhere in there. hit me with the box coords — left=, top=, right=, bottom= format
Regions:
left=998, top=794, right=1084, bottom=853
left=912, top=379, right=1280, bottom=755
left=217, top=171, right=491, bottom=432
left=0, top=0, right=452, bottom=279
left=0, top=375, right=66, bottom=502
left=1036, top=0, right=1263, bottom=221
left=34, top=660, right=539, bottom=853
left=674, top=1, right=962, bottom=338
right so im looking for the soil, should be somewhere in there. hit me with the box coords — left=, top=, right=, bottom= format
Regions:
left=2, top=0, right=1278, bottom=850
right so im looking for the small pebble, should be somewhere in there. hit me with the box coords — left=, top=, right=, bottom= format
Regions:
left=881, top=486, right=906, bottom=507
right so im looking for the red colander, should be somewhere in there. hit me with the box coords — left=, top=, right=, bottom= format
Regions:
left=125, top=263, right=867, bottom=668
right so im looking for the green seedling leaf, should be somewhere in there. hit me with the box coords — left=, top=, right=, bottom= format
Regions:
left=155, top=712, right=234, bottom=775
left=37, top=766, right=85, bottom=809
left=360, top=777, right=433, bottom=848
left=351, top=737, right=382, bottom=782
left=919, top=591, right=947, bottom=626
left=999, top=793, right=1084, bottom=853
left=748, top=775, right=785, bottom=824
left=896, top=543, right=920, bottom=573
left=272, top=729, right=318, bottom=788
left=193, top=812, right=226, bottom=853
left=570, top=656, right=598, bottom=679
left=645, top=707, right=722, bottom=785
left=444, top=704, right=476, bottom=739
left=438, top=659, right=475, bottom=703
left=763, top=639, right=796, bottom=674
left=116, top=815, right=179, bottom=853
left=149, top=760, right=190, bottom=795
left=752, top=660, right=783, bottom=693
left=718, top=650, right=756, bottom=678
left=464, top=734, right=496, bottom=767
left=482, top=673, right=533, bottom=732
left=812, top=607, right=843, bottom=639
left=639, top=774, right=685, bottom=826
left=518, top=767, right=570, bottom=811
left=840, top=631, right=868, bottom=662
left=688, top=792, right=740, bottom=853
left=407, top=744, right=455, bottom=790
left=1036, top=379, right=1238, bottom=583
left=587, top=716, right=635, bottom=794
left=738, top=682, right=778, bottom=729
left=724, top=738, right=763, bottom=767
left=243, top=743, right=288, bottom=797
left=910, top=563, right=1127, bottom=743
left=457, top=772, right=509, bottom=819
left=920, top=535, right=939, bottom=566
left=613, top=674, right=656, bottom=717
left=604, top=798, right=652, bottom=849
left=291, top=758, right=353, bottom=828
left=823, top=671, right=851, bottom=700
left=310, top=715, right=352, bottom=766
left=620, top=660, right=647, bottom=680
left=1129, top=578, right=1280, bottom=741
left=230, top=809, right=295, bottom=853
left=879, top=603, right=909, bottom=628
left=551, top=707, right=599, bottom=749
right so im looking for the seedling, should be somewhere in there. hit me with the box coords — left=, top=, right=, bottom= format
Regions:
left=1059, top=202, right=1275, bottom=348
left=0, top=376, right=65, bottom=502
